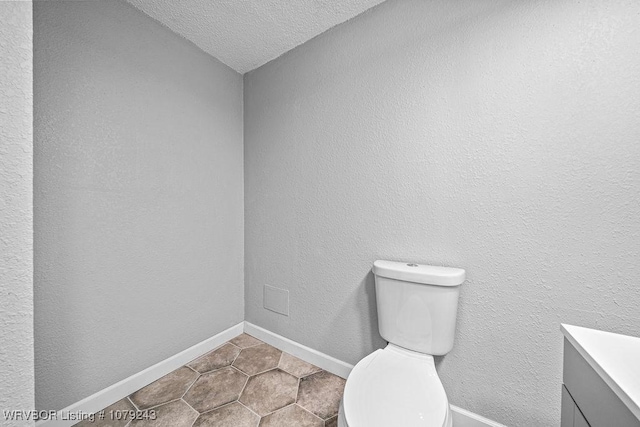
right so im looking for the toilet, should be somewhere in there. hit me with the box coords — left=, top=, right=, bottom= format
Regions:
left=339, top=260, right=465, bottom=427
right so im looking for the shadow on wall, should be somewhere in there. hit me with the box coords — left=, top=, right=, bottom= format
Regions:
left=361, top=271, right=385, bottom=350
left=324, top=270, right=387, bottom=362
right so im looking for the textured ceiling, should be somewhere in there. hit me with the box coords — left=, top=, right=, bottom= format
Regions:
left=125, top=0, right=387, bottom=73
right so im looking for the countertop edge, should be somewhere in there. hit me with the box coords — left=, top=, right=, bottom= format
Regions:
left=561, top=323, right=640, bottom=421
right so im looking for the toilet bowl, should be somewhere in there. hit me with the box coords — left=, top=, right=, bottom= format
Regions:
left=339, top=260, right=464, bottom=427
left=340, top=344, right=452, bottom=427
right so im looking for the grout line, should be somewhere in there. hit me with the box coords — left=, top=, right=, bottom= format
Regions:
left=308, top=366, right=323, bottom=376
left=182, top=398, right=198, bottom=413
left=300, top=368, right=324, bottom=380
left=184, top=365, right=199, bottom=375
left=276, top=351, right=284, bottom=370
left=237, top=400, right=261, bottom=420
left=126, top=396, right=139, bottom=412
left=181, top=372, right=201, bottom=399
left=185, top=353, right=204, bottom=369
left=260, top=402, right=297, bottom=418
left=294, top=378, right=301, bottom=403
left=230, top=365, right=250, bottom=377
left=244, top=342, right=264, bottom=348
left=229, top=343, right=274, bottom=373
left=230, top=353, right=280, bottom=377
left=242, top=332, right=266, bottom=348
left=143, top=397, right=182, bottom=411
left=181, top=398, right=200, bottom=427
left=198, top=399, right=238, bottom=416
left=230, top=365, right=245, bottom=376
left=237, top=369, right=251, bottom=401
left=279, top=348, right=323, bottom=379
left=228, top=341, right=241, bottom=349
left=297, top=403, right=324, bottom=422
left=230, top=343, right=243, bottom=366
left=245, top=365, right=280, bottom=377
left=185, top=342, right=226, bottom=368
left=197, top=334, right=245, bottom=365
left=230, top=334, right=264, bottom=350
left=196, top=363, right=236, bottom=376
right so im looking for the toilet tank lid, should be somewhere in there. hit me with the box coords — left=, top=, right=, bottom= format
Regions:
left=372, top=260, right=465, bottom=286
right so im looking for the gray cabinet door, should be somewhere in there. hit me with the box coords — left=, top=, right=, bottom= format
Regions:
left=563, top=340, right=640, bottom=427
left=574, top=407, right=590, bottom=427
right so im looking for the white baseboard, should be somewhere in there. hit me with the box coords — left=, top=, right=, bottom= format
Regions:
left=36, top=322, right=244, bottom=427
left=243, top=322, right=353, bottom=379
left=243, top=322, right=506, bottom=427
left=36, top=321, right=505, bottom=427
left=451, top=405, right=507, bottom=427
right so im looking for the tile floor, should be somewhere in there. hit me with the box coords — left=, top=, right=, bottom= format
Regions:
left=76, top=333, right=345, bottom=427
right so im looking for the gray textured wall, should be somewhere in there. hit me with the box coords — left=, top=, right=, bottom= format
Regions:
left=0, top=1, right=35, bottom=423
left=244, top=0, right=640, bottom=425
left=34, top=0, right=244, bottom=411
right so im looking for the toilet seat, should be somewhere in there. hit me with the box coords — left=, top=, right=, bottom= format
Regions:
left=342, top=344, right=451, bottom=427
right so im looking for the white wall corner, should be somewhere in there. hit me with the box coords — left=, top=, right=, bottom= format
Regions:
left=34, top=320, right=505, bottom=427
left=243, top=321, right=353, bottom=379
left=35, top=323, right=243, bottom=427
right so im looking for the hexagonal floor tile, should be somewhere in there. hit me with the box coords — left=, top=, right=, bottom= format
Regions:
left=239, top=369, right=298, bottom=416
left=259, top=404, right=323, bottom=427
left=229, top=333, right=263, bottom=348
left=129, top=400, right=198, bottom=427
left=296, top=371, right=345, bottom=420
left=129, top=366, right=198, bottom=410
left=193, top=402, right=259, bottom=427
left=188, top=343, right=241, bottom=373
left=232, top=343, right=282, bottom=375
left=278, top=353, right=321, bottom=378
left=183, top=366, right=248, bottom=413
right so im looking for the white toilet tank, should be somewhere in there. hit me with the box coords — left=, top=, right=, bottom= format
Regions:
left=372, top=260, right=465, bottom=355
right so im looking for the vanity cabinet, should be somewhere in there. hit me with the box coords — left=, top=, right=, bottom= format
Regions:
left=561, top=325, right=640, bottom=427
left=561, top=384, right=590, bottom=427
